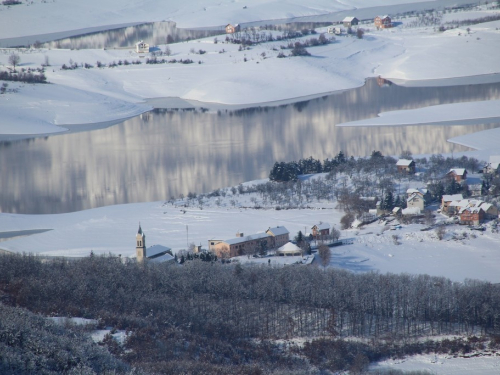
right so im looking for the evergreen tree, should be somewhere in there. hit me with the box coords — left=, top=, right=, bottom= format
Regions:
left=394, top=195, right=401, bottom=208
left=383, top=192, right=394, bottom=211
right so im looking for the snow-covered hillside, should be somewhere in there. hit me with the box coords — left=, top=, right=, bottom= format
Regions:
left=0, top=0, right=431, bottom=39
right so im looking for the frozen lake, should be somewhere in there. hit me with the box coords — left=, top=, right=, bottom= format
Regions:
left=1, top=77, right=500, bottom=214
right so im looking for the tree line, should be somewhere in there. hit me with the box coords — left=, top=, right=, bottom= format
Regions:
left=1, top=254, right=500, bottom=373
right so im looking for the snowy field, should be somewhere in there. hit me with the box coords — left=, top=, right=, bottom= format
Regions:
left=0, top=3, right=499, bottom=136
left=1, top=174, right=500, bottom=283
left=0, top=0, right=431, bottom=39
left=371, top=353, right=500, bottom=374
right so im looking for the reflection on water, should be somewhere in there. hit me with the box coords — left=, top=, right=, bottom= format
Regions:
left=1, top=78, right=500, bottom=214
left=44, top=22, right=221, bottom=50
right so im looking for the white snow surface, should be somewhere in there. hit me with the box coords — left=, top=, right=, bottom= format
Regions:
left=2, top=175, right=500, bottom=283
left=338, top=100, right=500, bottom=127
left=0, top=0, right=430, bottom=39
left=371, top=353, right=500, bottom=375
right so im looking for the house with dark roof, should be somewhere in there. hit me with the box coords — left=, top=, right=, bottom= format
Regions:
left=343, top=16, right=359, bottom=27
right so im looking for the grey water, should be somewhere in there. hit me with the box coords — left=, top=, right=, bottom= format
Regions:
left=1, top=77, right=500, bottom=214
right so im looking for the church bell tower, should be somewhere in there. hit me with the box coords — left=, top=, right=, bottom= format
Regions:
left=136, top=223, right=146, bottom=262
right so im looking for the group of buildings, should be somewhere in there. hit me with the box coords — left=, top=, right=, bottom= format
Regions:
left=393, top=157, right=500, bottom=226
left=134, top=222, right=334, bottom=262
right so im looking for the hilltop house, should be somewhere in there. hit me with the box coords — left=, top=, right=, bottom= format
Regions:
left=446, top=168, right=467, bottom=183
left=135, top=225, right=174, bottom=263
left=135, top=40, right=149, bottom=53
left=343, top=17, right=359, bottom=27
left=225, top=24, right=240, bottom=34
left=374, top=15, right=392, bottom=29
left=397, top=159, right=416, bottom=174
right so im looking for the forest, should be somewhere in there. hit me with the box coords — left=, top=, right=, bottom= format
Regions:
left=1, top=253, right=500, bottom=374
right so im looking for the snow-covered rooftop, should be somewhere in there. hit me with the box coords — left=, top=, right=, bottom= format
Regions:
left=225, top=232, right=270, bottom=245
left=442, top=194, right=464, bottom=202
left=397, top=159, right=414, bottom=166
left=267, top=226, right=290, bottom=236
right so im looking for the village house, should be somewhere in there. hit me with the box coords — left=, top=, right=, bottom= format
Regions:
left=459, top=206, right=485, bottom=226
left=484, top=155, right=500, bottom=175
left=311, top=222, right=330, bottom=240
left=406, top=193, right=424, bottom=213
left=135, top=40, right=150, bottom=53
left=478, top=202, right=499, bottom=219
left=374, top=15, right=392, bottom=29
left=209, top=232, right=270, bottom=258
left=343, top=16, right=359, bottom=27
left=446, top=168, right=467, bottom=183
left=441, top=194, right=464, bottom=214
left=266, top=226, right=290, bottom=248
left=225, top=23, right=240, bottom=34
left=397, top=159, right=416, bottom=174
left=135, top=225, right=174, bottom=263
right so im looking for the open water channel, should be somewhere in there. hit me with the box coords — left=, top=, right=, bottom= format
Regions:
left=1, top=77, right=500, bottom=214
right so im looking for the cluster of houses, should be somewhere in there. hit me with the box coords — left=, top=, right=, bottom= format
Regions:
left=134, top=222, right=334, bottom=262
left=391, top=157, right=499, bottom=226
left=441, top=195, right=498, bottom=226
left=207, top=222, right=332, bottom=258
left=327, top=15, right=393, bottom=34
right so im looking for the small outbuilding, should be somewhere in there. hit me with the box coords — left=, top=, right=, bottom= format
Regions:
left=343, top=17, right=359, bottom=27
left=135, top=40, right=150, bottom=53
left=276, top=242, right=302, bottom=256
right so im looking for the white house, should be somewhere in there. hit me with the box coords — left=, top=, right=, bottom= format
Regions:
left=406, top=193, right=424, bottom=212
left=135, top=40, right=150, bottom=53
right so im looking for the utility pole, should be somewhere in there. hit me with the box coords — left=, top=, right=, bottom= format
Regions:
left=186, top=225, right=189, bottom=248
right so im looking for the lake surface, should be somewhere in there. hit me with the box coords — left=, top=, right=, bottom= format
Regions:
left=42, top=22, right=222, bottom=50
left=2, top=78, right=500, bottom=214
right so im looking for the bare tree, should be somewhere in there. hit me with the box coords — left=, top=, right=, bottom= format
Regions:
left=8, top=53, right=20, bottom=72
left=318, top=244, right=331, bottom=268
left=436, top=225, right=446, bottom=240
left=164, top=46, right=172, bottom=56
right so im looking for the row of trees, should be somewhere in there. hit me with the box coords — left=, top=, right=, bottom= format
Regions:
left=1, top=254, right=500, bottom=373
